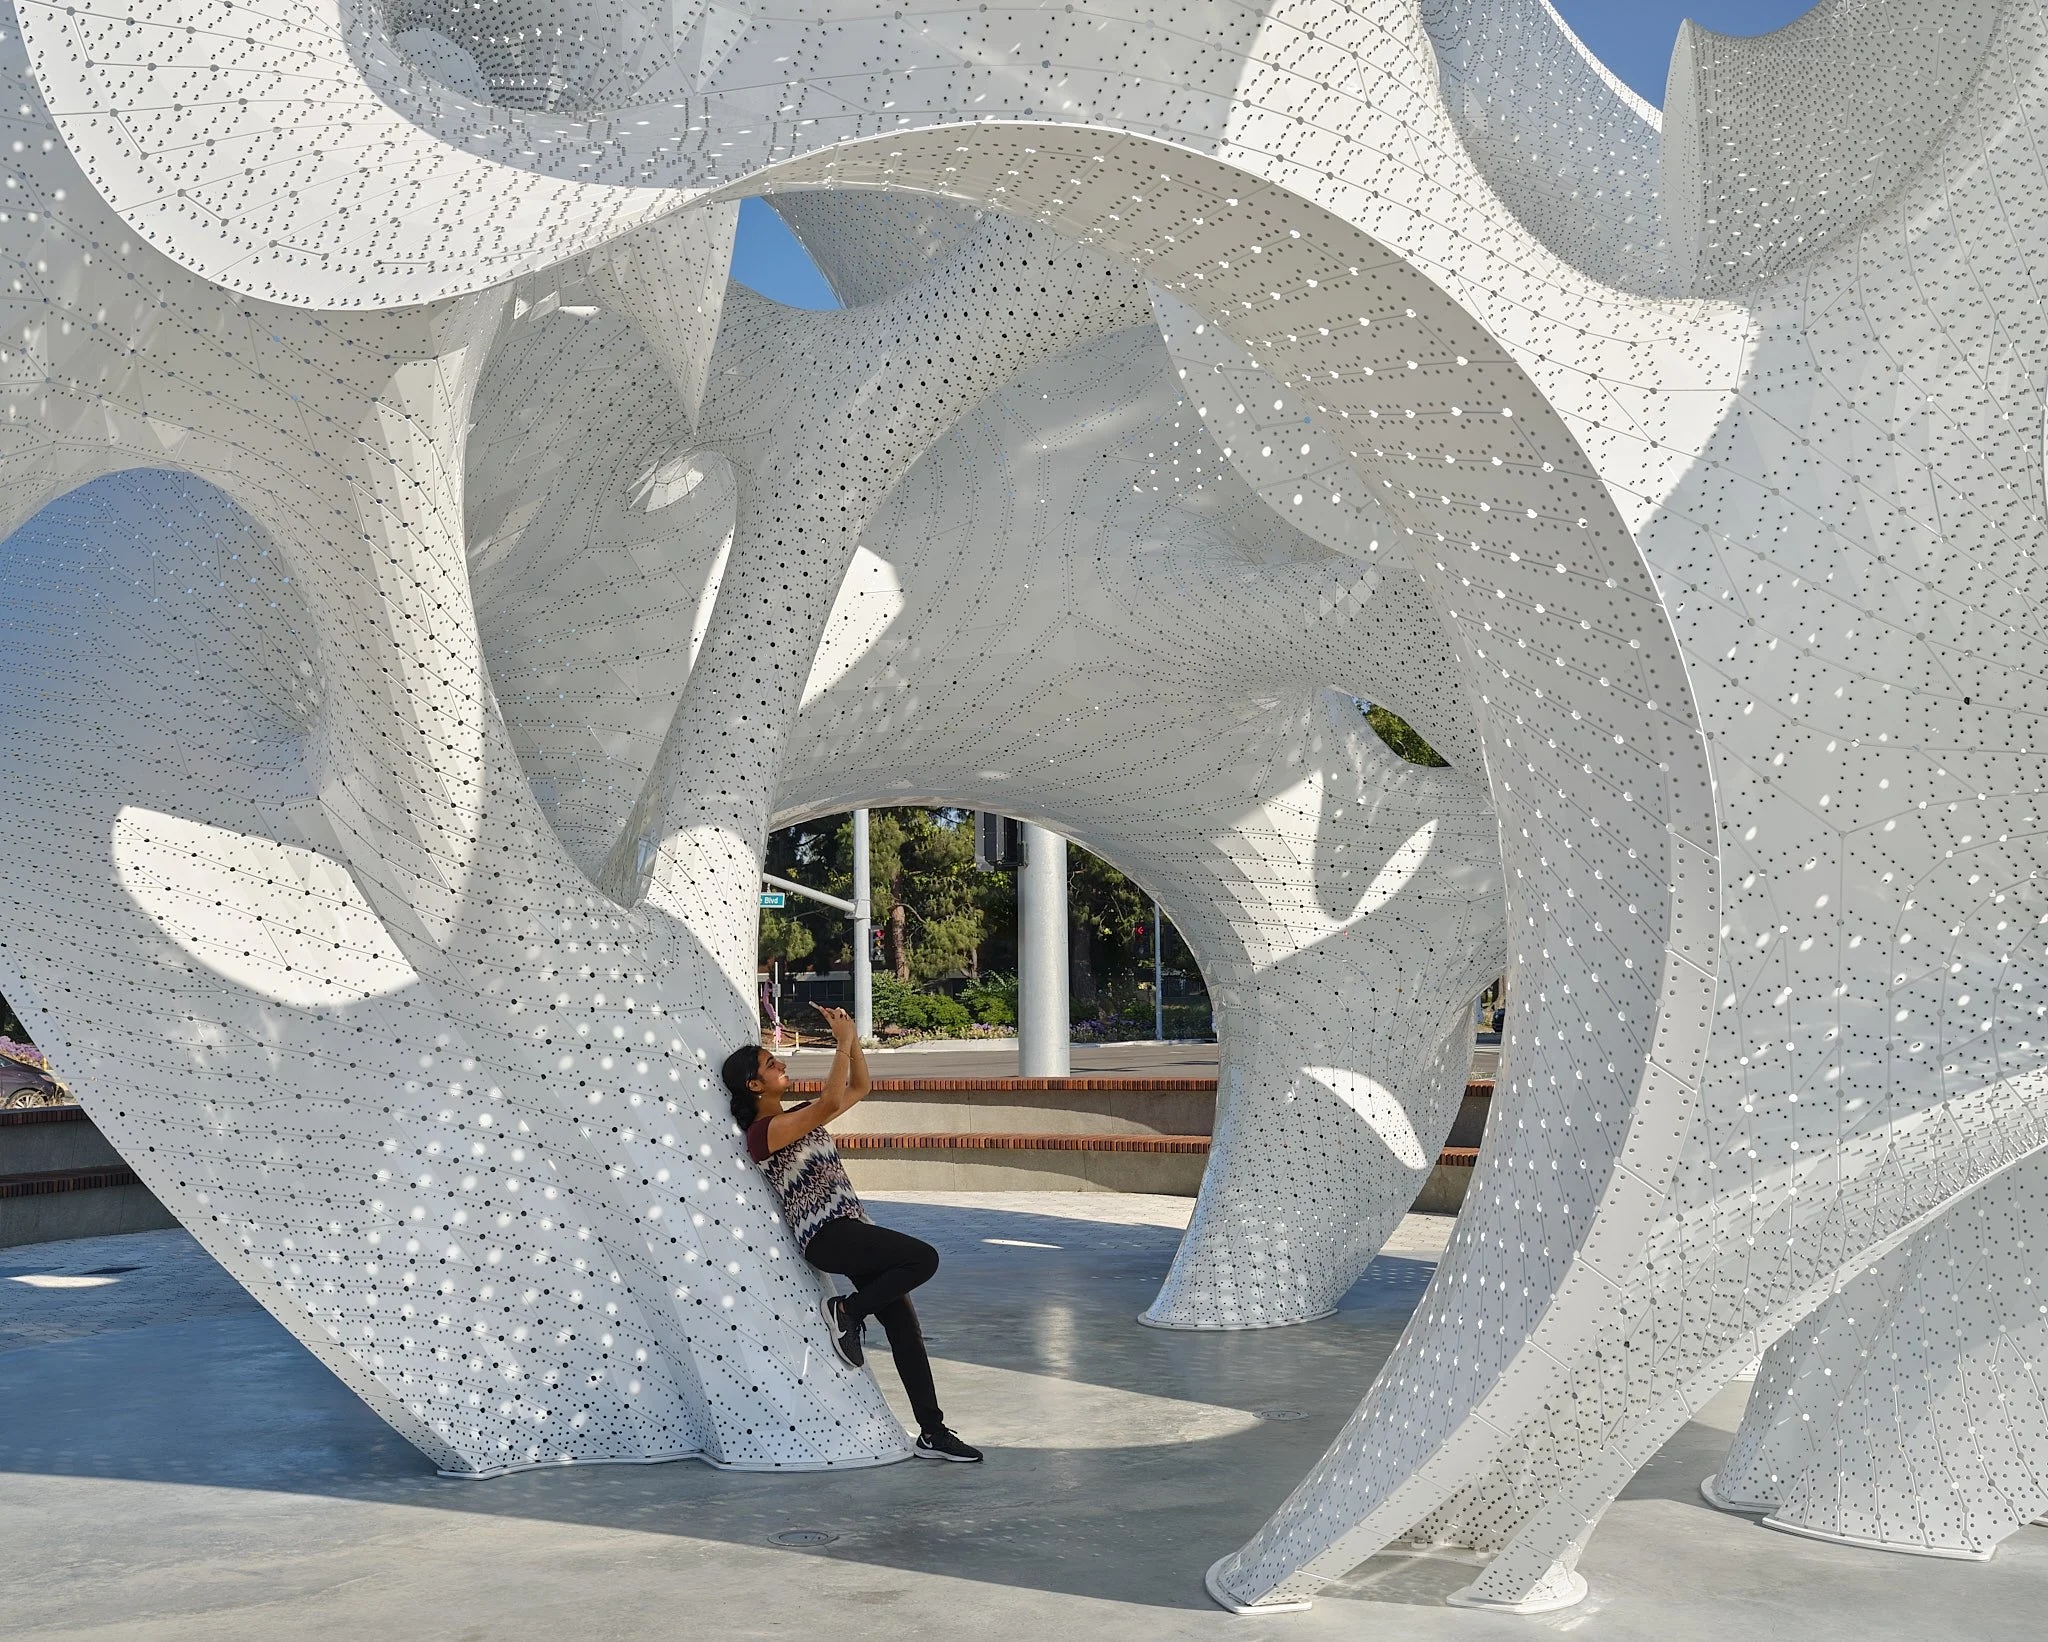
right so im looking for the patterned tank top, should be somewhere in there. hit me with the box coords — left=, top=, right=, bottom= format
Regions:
left=746, top=1108, right=870, bottom=1252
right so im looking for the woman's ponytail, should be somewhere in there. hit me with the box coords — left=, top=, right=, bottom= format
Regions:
left=721, top=1043, right=766, bottom=1132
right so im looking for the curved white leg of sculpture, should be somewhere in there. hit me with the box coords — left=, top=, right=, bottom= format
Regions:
left=1749, top=1148, right=2048, bottom=1558
left=1140, top=811, right=1504, bottom=1329
left=1143, top=982, right=1485, bottom=1330
left=1704, top=1253, right=1910, bottom=1516
left=0, top=94, right=927, bottom=1471
left=1304, top=6, right=2048, bottom=1602
left=0, top=458, right=916, bottom=1474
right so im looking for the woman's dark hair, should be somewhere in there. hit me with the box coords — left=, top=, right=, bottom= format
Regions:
left=721, top=1043, right=767, bottom=1130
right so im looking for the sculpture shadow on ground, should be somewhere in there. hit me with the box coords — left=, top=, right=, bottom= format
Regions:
left=0, top=1208, right=1432, bottom=1614
left=6, top=1210, right=2046, bottom=1636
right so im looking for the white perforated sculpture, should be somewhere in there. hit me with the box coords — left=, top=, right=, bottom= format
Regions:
left=3, top=0, right=2047, bottom=1615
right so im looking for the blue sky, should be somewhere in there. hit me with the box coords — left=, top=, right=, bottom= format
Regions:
left=729, top=197, right=842, bottom=310
left=1551, top=0, right=1816, bottom=104
left=727, top=2, right=1818, bottom=308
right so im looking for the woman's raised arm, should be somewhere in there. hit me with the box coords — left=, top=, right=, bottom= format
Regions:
left=762, top=1006, right=862, bottom=1151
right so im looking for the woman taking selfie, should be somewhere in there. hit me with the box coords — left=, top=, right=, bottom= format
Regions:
left=722, top=1004, right=982, bottom=1462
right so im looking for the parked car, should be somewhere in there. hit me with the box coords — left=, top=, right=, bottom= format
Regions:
left=0, top=1040, right=68, bottom=1108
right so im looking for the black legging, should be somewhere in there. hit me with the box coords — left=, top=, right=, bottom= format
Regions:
left=804, top=1217, right=943, bottom=1432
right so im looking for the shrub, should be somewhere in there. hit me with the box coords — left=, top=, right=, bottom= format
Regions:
left=960, top=972, right=1017, bottom=1026
left=871, top=973, right=926, bottom=1030
left=869, top=975, right=982, bottom=1035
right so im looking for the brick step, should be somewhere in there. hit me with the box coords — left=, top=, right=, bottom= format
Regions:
left=0, top=1164, right=142, bottom=1199
left=0, top=1104, right=90, bottom=1127
left=791, top=1076, right=1221, bottom=1094
left=837, top=1132, right=1212, bottom=1153
left=793, top=1077, right=1494, bottom=1097
left=835, top=1133, right=1480, bottom=1165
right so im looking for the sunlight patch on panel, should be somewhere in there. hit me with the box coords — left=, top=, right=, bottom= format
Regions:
left=112, top=808, right=419, bottom=1008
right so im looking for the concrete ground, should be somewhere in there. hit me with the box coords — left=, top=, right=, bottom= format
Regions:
left=2, top=1197, right=2039, bottom=1642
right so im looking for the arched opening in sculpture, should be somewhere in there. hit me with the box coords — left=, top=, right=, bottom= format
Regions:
left=441, top=131, right=1714, bottom=1609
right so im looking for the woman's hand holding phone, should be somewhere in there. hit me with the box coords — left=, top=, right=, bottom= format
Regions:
left=813, top=1002, right=857, bottom=1046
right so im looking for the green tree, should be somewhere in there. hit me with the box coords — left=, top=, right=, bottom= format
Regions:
left=758, top=807, right=989, bottom=986
left=1363, top=701, right=1449, bottom=767
left=850, top=808, right=984, bottom=985
left=757, top=906, right=815, bottom=967
left=1068, top=844, right=1150, bottom=1003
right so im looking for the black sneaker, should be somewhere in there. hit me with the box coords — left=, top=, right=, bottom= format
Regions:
left=821, top=1294, right=864, bottom=1368
left=915, top=1424, right=983, bottom=1463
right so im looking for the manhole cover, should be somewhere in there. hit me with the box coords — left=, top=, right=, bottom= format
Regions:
left=769, top=1529, right=838, bottom=1548
left=1251, top=1408, right=1306, bottom=1421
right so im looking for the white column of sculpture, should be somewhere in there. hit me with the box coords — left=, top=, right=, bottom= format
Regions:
left=1702, top=1148, right=2048, bottom=1558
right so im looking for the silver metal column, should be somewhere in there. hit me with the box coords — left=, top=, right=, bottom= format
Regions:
left=1017, top=821, right=1069, bottom=1076
left=851, top=807, right=873, bottom=1042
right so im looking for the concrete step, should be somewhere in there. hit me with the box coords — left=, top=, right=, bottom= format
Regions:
left=0, top=1106, right=177, bottom=1249
left=0, top=1105, right=126, bottom=1173
left=835, top=1127, right=1481, bottom=1206
left=796, top=1074, right=1221, bottom=1139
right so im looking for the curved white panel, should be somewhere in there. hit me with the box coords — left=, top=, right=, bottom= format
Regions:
left=113, top=807, right=420, bottom=1008
left=1302, top=1067, right=1429, bottom=1171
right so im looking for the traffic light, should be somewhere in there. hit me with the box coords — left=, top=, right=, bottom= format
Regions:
left=973, top=811, right=1022, bottom=870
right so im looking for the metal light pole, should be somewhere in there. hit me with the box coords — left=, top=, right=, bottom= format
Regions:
left=1152, top=896, right=1165, bottom=1042
left=1017, top=821, right=1070, bottom=1075
left=758, top=807, right=874, bottom=1043
left=851, top=808, right=873, bottom=1042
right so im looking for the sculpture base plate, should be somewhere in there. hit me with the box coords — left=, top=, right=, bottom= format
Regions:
left=439, top=1442, right=915, bottom=1481
left=1139, top=1306, right=1337, bottom=1332
left=1761, top=1515, right=1995, bottom=1561
left=1204, top=1557, right=1315, bottom=1614
left=1699, top=1472, right=1774, bottom=1514
left=1445, top=1568, right=1588, bottom=1614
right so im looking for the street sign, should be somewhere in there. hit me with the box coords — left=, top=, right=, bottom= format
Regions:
left=758, top=892, right=785, bottom=908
